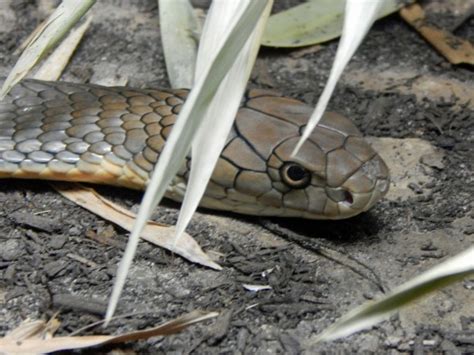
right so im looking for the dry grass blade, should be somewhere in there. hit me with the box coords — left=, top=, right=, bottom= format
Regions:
left=174, top=0, right=273, bottom=239
left=107, top=0, right=270, bottom=324
left=310, top=246, right=474, bottom=343
left=0, top=310, right=218, bottom=354
left=4, top=319, right=50, bottom=342
left=292, top=0, right=384, bottom=156
left=108, top=310, right=219, bottom=342
left=34, top=15, right=93, bottom=80
left=53, top=182, right=221, bottom=270
left=0, top=0, right=95, bottom=98
left=159, top=0, right=200, bottom=89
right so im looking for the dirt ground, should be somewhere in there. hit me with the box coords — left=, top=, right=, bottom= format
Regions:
left=0, top=0, right=473, bottom=353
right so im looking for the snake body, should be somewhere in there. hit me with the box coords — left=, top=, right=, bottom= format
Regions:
left=0, top=79, right=389, bottom=219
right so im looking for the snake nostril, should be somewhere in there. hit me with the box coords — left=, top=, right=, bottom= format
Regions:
left=326, top=188, right=353, bottom=205
left=343, top=190, right=353, bottom=205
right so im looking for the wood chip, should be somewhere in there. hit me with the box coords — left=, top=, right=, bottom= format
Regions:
left=10, top=211, right=60, bottom=233
left=66, top=253, right=99, bottom=268
left=52, top=294, right=107, bottom=315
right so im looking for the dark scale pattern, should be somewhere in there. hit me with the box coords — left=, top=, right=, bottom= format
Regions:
left=0, top=80, right=390, bottom=219
left=0, top=79, right=183, bottom=189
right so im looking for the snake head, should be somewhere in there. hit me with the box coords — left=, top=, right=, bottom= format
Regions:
left=203, top=90, right=390, bottom=219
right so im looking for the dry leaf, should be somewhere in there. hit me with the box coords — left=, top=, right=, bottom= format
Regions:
left=4, top=319, right=49, bottom=342
left=0, top=310, right=218, bottom=354
left=400, top=3, right=474, bottom=65
left=52, top=182, right=221, bottom=270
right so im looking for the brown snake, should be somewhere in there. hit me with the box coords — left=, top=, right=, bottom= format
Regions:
left=0, top=79, right=389, bottom=219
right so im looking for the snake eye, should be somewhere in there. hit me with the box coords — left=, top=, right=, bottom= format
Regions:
left=280, top=162, right=311, bottom=189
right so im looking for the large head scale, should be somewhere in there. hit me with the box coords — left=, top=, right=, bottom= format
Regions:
left=200, top=90, right=390, bottom=219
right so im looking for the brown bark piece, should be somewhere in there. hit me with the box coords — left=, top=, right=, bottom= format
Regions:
left=400, top=4, right=474, bottom=65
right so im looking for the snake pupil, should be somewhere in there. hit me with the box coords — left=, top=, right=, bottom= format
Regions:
left=281, top=163, right=311, bottom=189
left=287, top=165, right=306, bottom=181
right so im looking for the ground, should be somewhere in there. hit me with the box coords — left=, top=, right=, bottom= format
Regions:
left=0, top=0, right=473, bottom=353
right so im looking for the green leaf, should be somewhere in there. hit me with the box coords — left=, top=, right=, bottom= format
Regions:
left=262, top=0, right=411, bottom=48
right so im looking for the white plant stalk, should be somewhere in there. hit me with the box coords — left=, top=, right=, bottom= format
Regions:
left=312, top=246, right=474, bottom=342
left=0, top=0, right=95, bottom=98
left=105, top=0, right=271, bottom=324
left=292, top=0, right=384, bottom=155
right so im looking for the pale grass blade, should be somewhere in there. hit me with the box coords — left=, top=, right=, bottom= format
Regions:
left=34, top=15, right=93, bottom=81
left=174, top=0, right=273, bottom=240
left=106, top=0, right=270, bottom=324
left=0, top=0, right=95, bottom=98
left=159, top=0, right=200, bottom=89
left=311, top=247, right=474, bottom=343
left=292, top=0, right=384, bottom=155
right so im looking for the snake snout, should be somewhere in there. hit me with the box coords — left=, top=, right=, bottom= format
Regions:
left=338, top=153, right=390, bottom=216
left=361, top=154, right=390, bottom=211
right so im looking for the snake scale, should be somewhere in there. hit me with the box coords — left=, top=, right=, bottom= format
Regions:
left=0, top=79, right=389, bottom=219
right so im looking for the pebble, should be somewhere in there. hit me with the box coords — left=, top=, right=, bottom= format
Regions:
left=398, top=341, right=412, bottom=351
left=43, top=260, right=67, bottom=277
left=68, top=226, right=82, bottom=236
left=385, top=336, right=402, bottom=347
left=4, top=264, right=16, bottom=280
left=436, top=136, right=456, bottom=149
left=463, top=224, right=474, bottom=235
left=420, top=153, right=445, bottom=169
left=49, top=235, right=67, bottom=249
left=0, top=239, right=24, bottom=261
left=359, top=334, right=379, bottom=352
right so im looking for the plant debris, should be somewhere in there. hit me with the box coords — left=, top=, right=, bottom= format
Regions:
left=0, top=311, right=218, bottom=354
left=400, top=3, right=474, bottom=65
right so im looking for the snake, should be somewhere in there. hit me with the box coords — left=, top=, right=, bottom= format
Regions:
left=0, top=79, right=389, bottom=219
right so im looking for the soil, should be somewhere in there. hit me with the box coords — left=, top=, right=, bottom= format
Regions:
left=0, top=0, right=473, bottom=353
